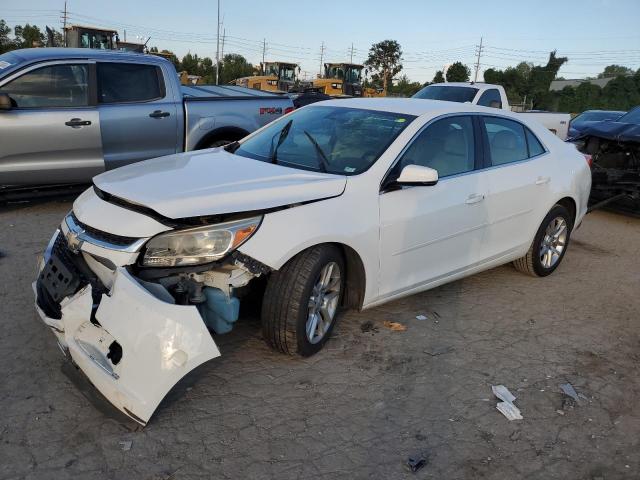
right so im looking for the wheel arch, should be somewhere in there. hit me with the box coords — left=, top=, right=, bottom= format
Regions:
left=555, top=196, right=577, bottom=228
left=193, top=126, right=251, bottom=150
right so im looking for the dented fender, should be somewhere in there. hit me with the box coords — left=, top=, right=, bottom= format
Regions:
left=34, top=267, right=220, bottom=425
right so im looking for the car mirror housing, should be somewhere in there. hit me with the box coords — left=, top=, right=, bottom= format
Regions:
left=396, top=164, right=439, bottom=186
left=0, top=93, right=12, bottom=111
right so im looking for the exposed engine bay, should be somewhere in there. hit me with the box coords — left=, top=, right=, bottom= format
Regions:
left=578, top=136, right=640, bottom=214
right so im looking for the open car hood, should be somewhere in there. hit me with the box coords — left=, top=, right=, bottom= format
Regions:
left=579, top=121, right=640, bottom=143
left=93, top=149, right=347, bottom=219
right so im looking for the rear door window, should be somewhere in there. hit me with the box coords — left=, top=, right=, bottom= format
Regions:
left=97, top=62, right=163, bottom=103
left=525, top=129, right=546, bottom=157
left=0, top=64, right=88, bottom=108
left=482, top=116, right=528, bottom=166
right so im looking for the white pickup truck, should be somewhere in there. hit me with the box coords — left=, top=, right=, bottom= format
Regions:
left=413, top=82, right=570, bottom=140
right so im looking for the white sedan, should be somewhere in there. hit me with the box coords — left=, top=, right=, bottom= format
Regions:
left=34, top=98, right=592, bottom=425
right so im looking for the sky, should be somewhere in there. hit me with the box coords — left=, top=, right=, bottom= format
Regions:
left=3, top=0, right=640, bottom=83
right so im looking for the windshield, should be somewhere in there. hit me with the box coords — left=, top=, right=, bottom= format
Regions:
left=234, top=106, right=415, bottom=175
left=345, top=67, right=362, bottom=84
left=573, top=111, right=624, bottom=124
left=616, top=107, right=640, bottom=125
left=413, top=85, right=478, bottom=103
left=326, top=66, right=344, bottom=79
left=0, top=51, right=23, bottom=81
left=280, top=66, right=296, bottom=81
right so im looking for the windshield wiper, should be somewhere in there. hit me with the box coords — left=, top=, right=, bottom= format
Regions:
left=224, top=141, right=240, bottom=153
left=303, top=130, right=329, bottom=173
left=269, top=119, right=293, bottom=164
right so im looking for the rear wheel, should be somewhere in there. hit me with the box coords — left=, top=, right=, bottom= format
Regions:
left=513, top=204, right=573, bottom=277
left=261, top=245, right=344, bottom=357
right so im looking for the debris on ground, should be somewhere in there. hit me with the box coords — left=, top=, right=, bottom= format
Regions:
left=492, top=385, right=523, bottom=421
left=404, top=453, right=428, bottom=473
left=560, top=383, right=580, bottom=402
left=383, top=321, right=407, bottom=332
left=119, top=440, right=132, bottom=451
left=360, top=321, right=378, bottom=333
left=415, top=314, right=427, bottom=321
left=423, top=345, right=454, bottom=357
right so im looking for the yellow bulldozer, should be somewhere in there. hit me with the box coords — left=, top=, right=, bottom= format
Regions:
left=233, top=62, right=299, bottom=93
left=312, top=63, right=386, bottom=98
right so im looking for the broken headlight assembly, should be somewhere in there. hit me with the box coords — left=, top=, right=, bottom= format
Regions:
left=141, top=216, right=262, bottom=267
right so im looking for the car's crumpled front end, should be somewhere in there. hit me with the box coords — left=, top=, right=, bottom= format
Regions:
left=33, top=188, right=267, bottom=425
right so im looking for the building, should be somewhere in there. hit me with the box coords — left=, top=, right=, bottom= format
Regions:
left=549, top=77, right=616, bottom=92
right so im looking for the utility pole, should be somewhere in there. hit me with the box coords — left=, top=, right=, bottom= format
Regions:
left=349, top=43, right=354, bottom=64
left=215, top=0, right=220, bottom=85
left=262, top=38, right=266, bottom=74
left=319, top=41, right=325, bottom=77
left=221, top=28, right=225, bottom=62
left=473, top=36, right=483, bottom=83
left=61, top=1, right=68, bottom=47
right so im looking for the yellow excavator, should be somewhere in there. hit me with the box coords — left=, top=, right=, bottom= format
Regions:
left=312, top=63, right=386, bottom=97
left=233, top=62, right=299, bottom=93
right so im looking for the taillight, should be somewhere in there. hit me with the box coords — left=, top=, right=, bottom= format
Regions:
left=284, top=107, right=294, bottom=114
left=583, top=153, right=593, bottom=168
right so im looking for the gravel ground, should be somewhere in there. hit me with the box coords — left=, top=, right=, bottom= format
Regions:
left=0, top=199, right=639, bottom=480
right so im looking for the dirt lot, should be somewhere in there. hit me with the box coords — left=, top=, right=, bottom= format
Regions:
left=0, top=199, right=639, bottom=480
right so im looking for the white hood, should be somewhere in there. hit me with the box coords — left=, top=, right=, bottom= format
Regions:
left=93, top=149, right=347, bottom=219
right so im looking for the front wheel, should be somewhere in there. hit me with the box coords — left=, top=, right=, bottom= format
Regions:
left=513, top=204, right=573, bottom=277
left=261, top=245, right=344, bottom=357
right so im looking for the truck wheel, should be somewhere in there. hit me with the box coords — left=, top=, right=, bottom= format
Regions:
left=513, top=204, right=573, bottom=277
left=261, top=245, right=344, bottom=357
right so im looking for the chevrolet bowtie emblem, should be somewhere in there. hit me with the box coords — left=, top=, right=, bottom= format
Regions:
left=65, top=227, right=84, bottom=253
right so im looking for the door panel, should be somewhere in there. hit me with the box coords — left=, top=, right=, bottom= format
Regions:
left=97, top=62, right=178, bottom=170
left=379, top=173, right=490, bottom=298
left=0, top=62, right=103, bottom=186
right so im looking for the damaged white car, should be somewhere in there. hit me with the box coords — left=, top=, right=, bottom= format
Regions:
left=34, top=98, right=591, bottom=425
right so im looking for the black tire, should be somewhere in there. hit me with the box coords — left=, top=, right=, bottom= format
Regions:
left=513, top=204, right=573, bottom=277
left=261, top=245, right=345, bottom=357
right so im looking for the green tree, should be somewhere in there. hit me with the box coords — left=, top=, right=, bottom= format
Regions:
left=445, top=62, right=470, bottom=82
left=528, top=51, right=567, bottom=109
left=0, top=20, right=12, bottom=53
left=598, top=64, right=634, bottom=79
left=219, top=53, right=254, bottom=84
left=432, top=70, right=445, bottom=83
left=14, top=24, right=44, bottom=48
left=390, top=74, right=423, bottom=97
left=364, top=39, right=403, bottom=94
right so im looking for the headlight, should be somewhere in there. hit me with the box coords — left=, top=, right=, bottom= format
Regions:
left=142, top=216, right=262, bottom=267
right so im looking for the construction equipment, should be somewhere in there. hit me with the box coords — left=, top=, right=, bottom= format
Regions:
left=313, top=63, right=363, bottom=97
left=64, top=25, right=117, bottom=50
left=234, top=62, right=299, bottom=93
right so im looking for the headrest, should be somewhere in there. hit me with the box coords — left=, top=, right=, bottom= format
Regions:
left=443, top=129, right=466, bottom=156
left=492, top=130, right=519, bottom=149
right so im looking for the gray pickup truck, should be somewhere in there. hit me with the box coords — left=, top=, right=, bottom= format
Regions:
left=0, top=48, right=294, bottom=187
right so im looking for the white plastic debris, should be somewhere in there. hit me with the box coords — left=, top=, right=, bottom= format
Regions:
left=492, top=385, right=516, bottom=404
left=119, top=440, right=132, bottom=451
left=492, top=385, right=522, bottom=421
left=560, top=383, right=579, bottom=402
left=415, top=315, right=427, bottom=321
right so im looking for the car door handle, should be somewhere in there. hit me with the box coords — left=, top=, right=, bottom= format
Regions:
left=535, top=176, right=551, bottom=185
left=149, top=110, right=170, bottom=119
left=465, top=193, right=485, bottom=204
left=65, top=118, right=91, bottom=128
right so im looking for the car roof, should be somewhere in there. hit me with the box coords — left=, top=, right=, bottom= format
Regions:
left=5, top=47, right=170, bottom=65
left=314, top=97, right=515, bottom=118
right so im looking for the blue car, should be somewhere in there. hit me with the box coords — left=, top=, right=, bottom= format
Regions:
left=568, top=109, right=625, bottom=138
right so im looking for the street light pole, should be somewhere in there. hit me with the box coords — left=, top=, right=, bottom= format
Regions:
left=215, top=0, right=220, bottom=85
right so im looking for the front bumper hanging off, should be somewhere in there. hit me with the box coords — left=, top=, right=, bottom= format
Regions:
left=34, top=231, right=221, bottom=426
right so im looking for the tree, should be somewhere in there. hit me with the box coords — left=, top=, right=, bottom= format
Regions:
left=598, top=65, right=634, bottom=79
left=445, top=62, right=470, bottom=82
left=364, top=39, right=403, bottom=94
left=0, top=20, right=12, bottom=53
left=219, top=53, right=254, bottom=84
left=528, top=51, right=567, bottom=109
left=390, top=74, right=423, bottom=97
left=14, top=23, right=44, bottom=48
left=432, top=70, right=445, bottom=83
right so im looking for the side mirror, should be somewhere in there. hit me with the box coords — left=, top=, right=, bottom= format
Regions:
left=489, top=100, right=501, bottom=109
left=0, top=93, right=12, bottom=111
left=396, top=164, right=439, bottom=186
